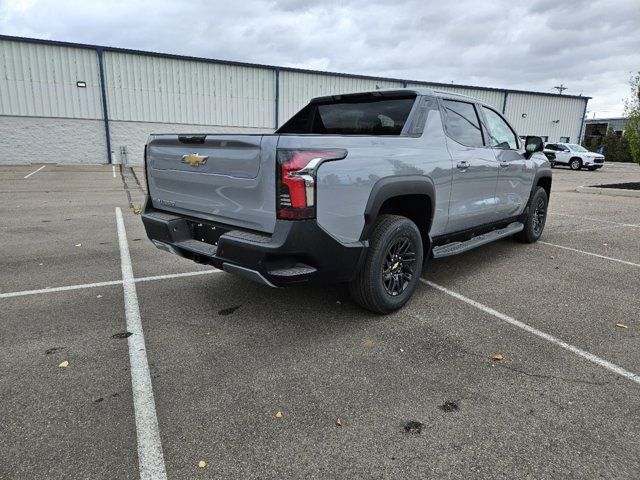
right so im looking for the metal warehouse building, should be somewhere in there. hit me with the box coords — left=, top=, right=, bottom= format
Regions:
left=585, top=117, right=629, bottom=137
left=0, top=35, right=590, bottom=166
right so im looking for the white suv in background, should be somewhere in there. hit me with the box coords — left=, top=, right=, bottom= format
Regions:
left=544, top=143, right=605, bottom=171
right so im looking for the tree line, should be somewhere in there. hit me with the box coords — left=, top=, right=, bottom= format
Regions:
left=583, top=72, right=640, bottom=164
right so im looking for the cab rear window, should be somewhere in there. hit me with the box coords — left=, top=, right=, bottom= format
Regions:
left=277, top=94, right=416, bottom=135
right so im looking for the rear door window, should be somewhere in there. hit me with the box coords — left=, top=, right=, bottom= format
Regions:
left=277, top=94, right=416, bottom=135
left=441, top=100, right=484, bottom=147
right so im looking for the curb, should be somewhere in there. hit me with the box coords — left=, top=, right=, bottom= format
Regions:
left=576, top=186, right=640, bottom=198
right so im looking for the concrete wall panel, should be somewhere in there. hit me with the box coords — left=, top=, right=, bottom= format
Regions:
left=0, top=116, right=106, bottom=164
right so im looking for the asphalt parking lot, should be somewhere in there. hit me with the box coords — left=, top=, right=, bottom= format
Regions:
left=1, top=162, right=639, bottom=479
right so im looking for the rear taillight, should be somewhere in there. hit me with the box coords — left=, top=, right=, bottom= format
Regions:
left=276, top=149, right=347, bottom=220
left=143, top=144, right=150, bottom=190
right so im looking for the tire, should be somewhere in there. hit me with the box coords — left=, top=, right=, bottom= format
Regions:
left=349, top=214, right=424, bottom=314
left=588, top=166, right=597, bottom=171
left=515, top=187, right=548, bottom=243
left=569, top=158, right=582, bottom=170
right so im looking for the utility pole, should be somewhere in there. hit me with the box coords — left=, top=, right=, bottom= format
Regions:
left=553, top=84, right=568, bottom=94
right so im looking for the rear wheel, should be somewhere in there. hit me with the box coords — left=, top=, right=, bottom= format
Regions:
left=569, top=158, right=582, bottom=170
left=349, top=215, right=423, bottom=314
left=515, top=187, right=548, bottom=243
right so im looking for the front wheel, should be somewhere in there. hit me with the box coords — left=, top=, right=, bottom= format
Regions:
left=569, top=158, right=582, bottom=170
left=349, top=215, right=423, bottom=314
left=515, top=187, right=548, bottom=243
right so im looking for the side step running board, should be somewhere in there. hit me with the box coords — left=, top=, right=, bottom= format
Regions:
left=431, top=222, right=524, bottom=259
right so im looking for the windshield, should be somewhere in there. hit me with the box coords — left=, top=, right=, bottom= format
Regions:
left=567, top=144, right=588, bottom=152
left=277, top=94, right=416, bottom=135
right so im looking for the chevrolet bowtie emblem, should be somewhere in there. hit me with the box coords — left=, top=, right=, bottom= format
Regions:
left=181, top=153, right=208, bottom=166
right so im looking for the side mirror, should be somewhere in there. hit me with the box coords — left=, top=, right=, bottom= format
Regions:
left=524, top=136, right=544, bottom=158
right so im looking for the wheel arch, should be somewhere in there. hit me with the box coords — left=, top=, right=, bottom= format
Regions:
left=535, top=174, right=552, bottom=200
left=570, top=156, right=583, bottom=168
left=522, top=171, right=552, bottom=224
left=360, top=176, right=435, bottom=253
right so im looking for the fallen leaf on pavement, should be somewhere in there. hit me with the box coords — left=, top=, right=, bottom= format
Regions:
left=111, top=332, right=133, bottom=339
left=615, top=323, right=629, bottom=329
left=439, top=401, right=459, bottom=412
left=362, top=339, right=375, bottom=347
left=399, top=347, right=405, bottom=353
left=404, top=421, right=423, bottom=434
left=275, top=411, right=283, bottom=419
left=75, top=243, right=82, bottom=247
left=58, top=360, right=69, bottom=368
left=490, top=353, right=504, bottom=361
left=96, top=295, right=102, bottom=299
left=336, top=418, right=342, bottom=427
left=132, top=205, right=142, bottom=214
left=198, top=460, right=206, bottom=469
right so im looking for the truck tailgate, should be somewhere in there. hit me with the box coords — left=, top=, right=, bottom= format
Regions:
left=146, top=134, right=278, bottom=233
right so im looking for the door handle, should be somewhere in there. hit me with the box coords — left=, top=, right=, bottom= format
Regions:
left=456, top=161, right=470, bottom=170
left=499, top=161, right=510, bottom=167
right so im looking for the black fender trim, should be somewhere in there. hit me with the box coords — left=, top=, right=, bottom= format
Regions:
left=359, top=176, right=435, bottom=241
left=521, top=171, right=552, bottom=221
left=530, top=170, right=552, bottom=198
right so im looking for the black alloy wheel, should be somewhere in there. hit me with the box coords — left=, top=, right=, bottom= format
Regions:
left=382, top=236, right=417, bottom=296
left=515, top=186, right=548, bottom=243
left=349, top=215, right=424, bottom=313
left=532, top=196, right=546, bottom=237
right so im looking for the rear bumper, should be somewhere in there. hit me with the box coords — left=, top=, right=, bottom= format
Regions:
left=141, top=198, right=366, bottom=287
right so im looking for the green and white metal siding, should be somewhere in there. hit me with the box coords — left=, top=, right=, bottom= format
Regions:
left=102, top=51, right=274, bottom=127
left=0, top=39, right=102, bottom=119
left=504, top=92, right=586, bottom=143
left=0, top=35, right=589, bottom=165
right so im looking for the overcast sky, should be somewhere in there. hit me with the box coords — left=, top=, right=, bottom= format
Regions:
left=2, top=0, right=639, bottom=117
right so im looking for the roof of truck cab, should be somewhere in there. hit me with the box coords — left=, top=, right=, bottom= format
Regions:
left=309, top=88, right=483, bottom=104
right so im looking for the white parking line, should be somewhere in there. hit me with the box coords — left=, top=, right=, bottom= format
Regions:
left=24, top=165, right=46, bottom=179
left=550, top=212, right=640, bottom=228
left=136, top=270, right=221, bottom=284
left=0, top=279, right=122, bottom=299
left=555, top=225, right=622, bottom=234
left=420, top=279, right=640, bottom=386
left=115, top=207, right=168, bottom=480
left=538, top=241, right=640, bottom=268
left=112, top=165, right=117, bottom=178
left=0, top=270, right=221, bottom=299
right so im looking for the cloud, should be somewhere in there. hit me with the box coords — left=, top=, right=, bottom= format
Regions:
left=1, top=0, right=638, bottom=116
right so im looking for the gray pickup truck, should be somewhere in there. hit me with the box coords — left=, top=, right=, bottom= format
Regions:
left=142, top=88, right=551, bottom=313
